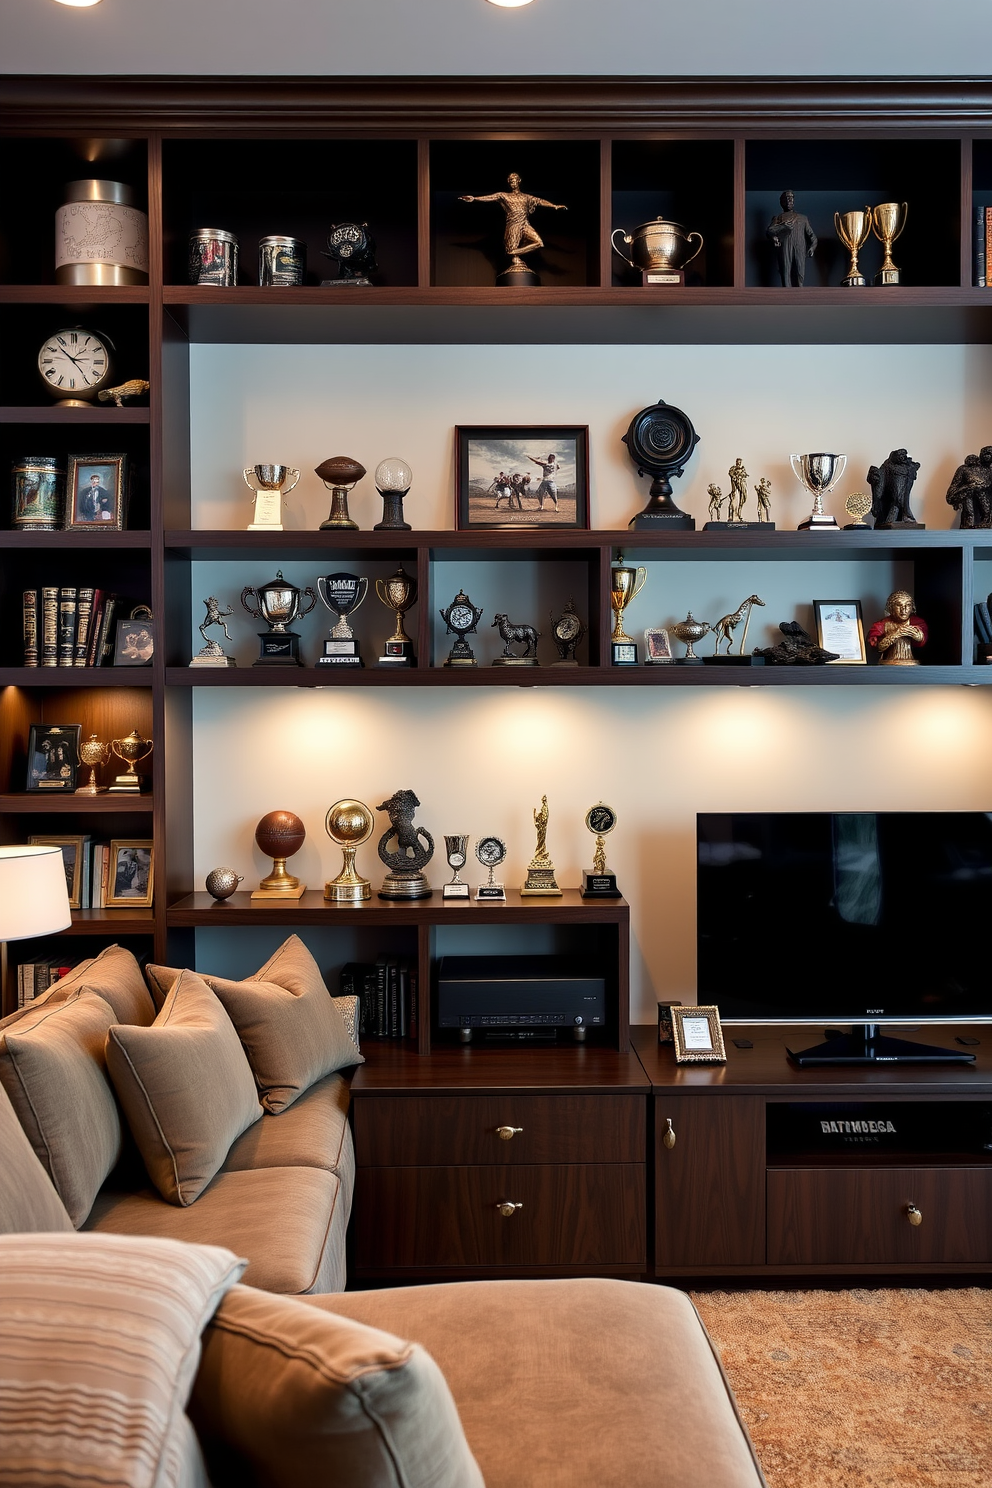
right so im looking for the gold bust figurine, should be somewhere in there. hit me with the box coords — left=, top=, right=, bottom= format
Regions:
left=868, top=589, right=928, bottom=666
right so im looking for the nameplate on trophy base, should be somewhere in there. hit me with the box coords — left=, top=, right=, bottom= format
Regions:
left=254, top=632, right=303, bottom=666
left=876, top=268, right=900, bottom=286
left=612, top=641, right=639, bottom=666
left=628, top=509, right=695, bottom=532
left=642, top=269, right=683, bottom=286
left=316, top=639, right=363, bottom=667
left=378, top=638, right=414, bottom=667
left=442, top=882, right=471, bottom=900
left=248, top=521, right=284, bottom=532
left=581, top=870, right=621, bottom=899
left=703, top=521, right=775, bottom=532
left=475, top=883, right=506, bottom=901
left=190, top=653, right=237, bottom=667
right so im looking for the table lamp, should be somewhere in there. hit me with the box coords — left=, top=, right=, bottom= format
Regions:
left=0, top=845, right=73, bottom=1008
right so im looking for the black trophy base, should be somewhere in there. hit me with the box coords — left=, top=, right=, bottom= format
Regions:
left=497, top=265, right=539, bottom=288
left=798, top=514, right=839, bottom=532
left=581, top=870, right=621, bottom=898
left=676, top=656, right=705, bottom=666
left=475, top=884, right=506, bottom=901
left=317, top=639, right=363, bottom=667
left=787, top=1026, right=974, bottom=1067
left=629, top=509, right=695, bottom=532
left=702, top=654, right=762, bottom=666
left=703, top=521, right=775, bottom=531
left=253, top=631, right=303, bottom=666
left=320, top=277, right=372, bottom=287
left=874, top=520, right=925, bottom=531
left=378, top=639, right=414, bottom=668
left=844, top=521, right=873, bottom=530
left=612, top=641, right=639, bottom=666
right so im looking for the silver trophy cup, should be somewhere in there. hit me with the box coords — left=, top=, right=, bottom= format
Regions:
left=443, top=833, right=470, bottom=900
left=791, top=452, right=847, bottom=531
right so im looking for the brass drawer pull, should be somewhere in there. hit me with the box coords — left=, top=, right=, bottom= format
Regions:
left=905, top=1203, right=923, bottom=1227
left=495, top=1125, right=523, bottom=1141
left=496, top=1201, right=523, bottom=1218
left=663, top=1119, right=676, bottom=1150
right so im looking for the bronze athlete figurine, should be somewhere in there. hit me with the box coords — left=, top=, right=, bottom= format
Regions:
left=459, top=172, right=567, bottom=286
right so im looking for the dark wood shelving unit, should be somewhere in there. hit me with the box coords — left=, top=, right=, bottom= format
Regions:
left=0, top=407, right=150, bottom=425
left=0, top=793, right=151, bottom=814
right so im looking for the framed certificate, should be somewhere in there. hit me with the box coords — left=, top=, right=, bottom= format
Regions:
left=671, top=1005, right=727, bottom=1063
left=813, top=600, right=867, bottom=664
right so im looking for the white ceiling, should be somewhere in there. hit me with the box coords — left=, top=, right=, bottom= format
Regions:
left=2, top=0, right=992, bottom=78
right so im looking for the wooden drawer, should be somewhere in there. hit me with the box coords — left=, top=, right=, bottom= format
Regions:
left=353, top=1163, right=645, bottom=1271
left=768, top=1168, right=992, bottom=1266
left=354, top=1094, right=644, bottom=1167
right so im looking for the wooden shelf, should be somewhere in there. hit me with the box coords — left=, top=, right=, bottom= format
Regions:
left=167, top=888, right=629, bottom=928
left=0, top=285, right=150, bottom=306
left=64, top=907, right=155, bottom=935
left=165, top=664, right=982, bottom=688
left=0, top=406, right=149, bottom=424
left=0, top=531, right=151, bottom=550
left=0, top=668, right=154, bottom=688
left=352, top=1042, right=649, bottom=1095
left=0, top=793, right=152, bottom=813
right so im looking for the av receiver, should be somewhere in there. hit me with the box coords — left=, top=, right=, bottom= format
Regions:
left=437, top=956, right=606, bottom=1042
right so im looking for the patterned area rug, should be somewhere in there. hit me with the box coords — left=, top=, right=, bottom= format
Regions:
left=691, top=1288, right=992, bottom=1488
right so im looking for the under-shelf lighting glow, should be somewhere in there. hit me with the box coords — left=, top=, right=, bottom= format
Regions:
left=486, top=0, right=535, bottom=8
left=53, top=0, right=104, bottom=8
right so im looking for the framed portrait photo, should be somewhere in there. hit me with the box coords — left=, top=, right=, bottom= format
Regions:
left=64, top=453, right=128, bottom=532
left=113, top=606, right=154, bottom=666
left=671, top=1005, right=727, bottom=1064
left=28, top=834, right=88, bottom=909
left=813, top=600, right=867, bottom=664
left=26, top=724, right=81, bottom=792
left=106, top=839, right=154, bottom=909
left=456, top=425, right=589, bottom=531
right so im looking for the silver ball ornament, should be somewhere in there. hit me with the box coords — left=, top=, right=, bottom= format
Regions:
left=205, top=867, right=243, bottom=900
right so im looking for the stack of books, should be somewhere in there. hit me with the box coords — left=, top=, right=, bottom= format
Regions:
left=339, top=955, right=418, bottom=1041
left=22, top=587, right=124, bottom=667
left=16, top=955, right=77, bottom=1009
left=975, top=206, right=992, bottom=288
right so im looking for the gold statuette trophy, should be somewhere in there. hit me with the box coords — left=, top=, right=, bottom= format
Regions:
left=521, top=794, right=562, bottom=896
left=581, top=803, right=621, bottom=899
left=324, top=799, right=374, bottom=903
left=252, top=809, right=306, bottom=901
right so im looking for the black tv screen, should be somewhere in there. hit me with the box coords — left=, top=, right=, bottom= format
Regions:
left=697, top=812, right=992, bottom=1024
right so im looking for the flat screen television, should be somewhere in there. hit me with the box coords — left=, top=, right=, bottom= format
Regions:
left=697, top=812, right=992, bottom=1065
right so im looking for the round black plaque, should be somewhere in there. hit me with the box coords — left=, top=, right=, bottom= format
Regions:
left=622, top=398, right=700, bottom=530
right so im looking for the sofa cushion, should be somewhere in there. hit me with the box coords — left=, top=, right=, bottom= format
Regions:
left=0, top=1232, right=245, bottom=1488
left=106, top=969, right=261, bottom=1206
left=85, top=1164, right=346, bottom=1296
left=223, top=1071, right=353, bottom=1177
left=148, top=936, right=363, bottom=1114
left=36, top=942, right=156, bottom=1026
left=0, top=989, right=122, bottom=1227
left=190, top=1283, right=485, bottom=1488
left=0, top=1076, right=73, bottom=1233
left=327, top=1279, right=766, bottom=1488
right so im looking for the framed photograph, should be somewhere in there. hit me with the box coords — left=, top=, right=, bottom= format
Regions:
left=456, top=425, right=589, bottom=531
left=644, top=626, right=674, bottom=664
left=813, top=600, right=867, bottom=664
left=106, top=840, right=154, bottom=908
left=113, top=606, right=154, bottom=666
left=657, top=998, right=683, bottom=1044
left=64, top=453, right=128, bottom=532
left=27, top=834, right=88, bottom=909
left=25, top=724, right=81, bottom=792
left=671, top=1004, right=727, bottom=1064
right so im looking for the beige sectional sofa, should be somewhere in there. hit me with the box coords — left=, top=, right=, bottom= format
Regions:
left=0, top=939, right=766, bottom=1488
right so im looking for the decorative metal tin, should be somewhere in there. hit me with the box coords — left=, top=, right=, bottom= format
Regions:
left=12, top=455, right=63, bottom=531
left=259, top=235, right=306, bottom=287
left=55, top=180, right=148, bottom=287
left=189, top=229, right=238, bottom=287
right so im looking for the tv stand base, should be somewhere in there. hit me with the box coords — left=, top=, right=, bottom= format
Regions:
left=787, top=1025, right=975, bottom=1067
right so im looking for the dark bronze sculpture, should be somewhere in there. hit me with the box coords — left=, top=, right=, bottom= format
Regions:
left=376, top=789, right=434, bottom=900
left=755, top=621, right=839, bottom=665
left=491, top=612, right=540, bottom=665
left=945, top=446, right=992, bottom=528
left=766, top=190, right=817, bottom=287
left=867, top=448, right=922, bottom=528
left=458, top=172, right=567, bottom=287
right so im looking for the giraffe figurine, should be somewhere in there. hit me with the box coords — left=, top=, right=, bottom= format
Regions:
left=711, top=594, right=766, bottom=655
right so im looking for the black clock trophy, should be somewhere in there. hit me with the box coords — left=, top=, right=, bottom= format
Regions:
left=440, top=589, right=483, bottom=667
left=623, top=398, right=699, bottom=532
left=320, top=223, right=377, bottom=286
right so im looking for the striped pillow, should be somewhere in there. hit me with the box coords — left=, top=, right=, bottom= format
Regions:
left=0, top=1232, right=245, bottom=1488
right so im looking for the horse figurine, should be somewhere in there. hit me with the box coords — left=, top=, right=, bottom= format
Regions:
left=492, top=612, right=540, bottom=659
left=711, top=594, right=765, bottom=655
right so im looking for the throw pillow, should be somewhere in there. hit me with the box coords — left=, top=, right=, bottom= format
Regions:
left=147, top=937, right=363, bottom=1114
left=0, top=1077, right=73, bottom=1234
left=106, top=969, right=262, bottom=1206
left=190, top=1283, right=485, bottom=1488
left=0, top=1231, right=245, bottom=1488
left=32, top=943, right=156, bottom=1026
left=0, top=989, right=122, bottom=1227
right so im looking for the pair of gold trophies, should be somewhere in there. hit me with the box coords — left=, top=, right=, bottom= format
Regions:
left=834, top=201, right=908, bottom=287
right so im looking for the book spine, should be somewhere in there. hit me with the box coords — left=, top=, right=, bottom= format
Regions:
left=96, top=844, right=109, bottom=909
left=22, top=590, right=39, bottom=666
left=81, top=842, right=92, bottom=909
left=397, top=962, right=408, bottom=1042
left=41, top=587, right=59, bottom=666
left=408, top=964, right=418, bottom=1042
left=86, top=591, right=105, bottom=666
left=375, top=955, right=388, bottom=1037
left=976, top=206, right=987, bottom=288
left=388, top=959, right=399, bottom=1038
left=359, top=969, right=376, bottom=1038
left=339, top=964, right=356, bottom=998
left=57, top=586, right=77, bottom=666
left=74, top=587, right=95, bottom=665
left=96, top=597, right=118, bottom=666
left=17, top=963, right=26, bottom=1010
left=984, top=206, right=992, bottom=288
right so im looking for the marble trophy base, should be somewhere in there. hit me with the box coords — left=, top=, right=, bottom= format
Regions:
left=874, top=520, right=925, bottom=531
left=316, top=638, right=363, bottom=667
left=378, top=870, right=433, bottom=901
left=703, top=521, right=775, bottom=531
left=629, top=508, right=695, bottom=532
left=497, top=265, right=539, bottom=288
left=798, top=513, right=839, bottom=532
left=254, top=631, right=303, bottom=666
left=581, top=869, right=621, bottom=898
left=248, top=522, right=284, bottom=532
left=492, top=655, right=540, bottom=667
left=521, top=865, right=563, bottom=897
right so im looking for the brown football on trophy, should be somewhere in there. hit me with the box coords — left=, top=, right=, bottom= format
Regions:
left=315, top=456, right=366, bottom=531
left=252, top=809, right=307, bottom=899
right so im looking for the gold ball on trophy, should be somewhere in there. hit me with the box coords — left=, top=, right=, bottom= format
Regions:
left=324, top=798, right=374, bottom=903
left=253, top=810, right=306, bottom=897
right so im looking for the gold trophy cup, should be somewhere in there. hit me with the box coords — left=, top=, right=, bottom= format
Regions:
left=375, top=565, right=417, bottom=667
left=871, top=202, right=908, bottom=286
left=324, top=799, right=374, bottom=903
left=834, top=207, right=872, bottom=287
left=611, top=554, right=647, bottom=665
left=109, top=728, right=153, bottom=793
left=76, top=734, right=110, bottom=794
left=243, top=464, right=300, bottom=532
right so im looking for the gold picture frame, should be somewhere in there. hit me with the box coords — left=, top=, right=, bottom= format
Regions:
left=27, top=834, right=87, bottom=910
left=813, top=600, right=867, bottom=665
left=671, top=1004, right=727, bottom=1063
left=106, top=839, right=154, bottom=909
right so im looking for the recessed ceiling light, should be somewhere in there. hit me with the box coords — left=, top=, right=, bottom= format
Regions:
left=53, top=0, right=104, bottom=8
left=486, top=0, right=535, bottom=7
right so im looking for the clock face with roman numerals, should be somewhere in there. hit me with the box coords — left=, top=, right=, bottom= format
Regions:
left=38, top=328, right=112, bottom=401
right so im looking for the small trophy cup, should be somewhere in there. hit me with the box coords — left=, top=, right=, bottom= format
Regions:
left=475, top=836, right=507, bottom=901
left=324, top=799, right=374, bottom=904
left=315, top=456, right=365, bottom=530
left=241, top=570, right=317, bottom=665
left=375, top=566, right=417, bottom=667
left=443, top=834, right=471, bottom=900
left=611, top=216, right=703, bottom=286
left=440, top=591, right=483, bottom=667
left=251, top=809, right=306, bottom=900
left=871, top=202, right=908, bottom=286
left=521, top=794, right=562, bottom=896
left=190, top=596, right=237, bottom=667
left=316, top=571, right=368, bottom=667
left=791, top=452, right=846, bottom=532
left=109, top=728, right=153, bottom=793
left=243, top=464, right=300, bottom=532
left=373, top=458, right=413, bottom=531
left=834, top=208, right=872, bottom=288
left=611, top=554, right=647, bottom=665
left=76, top=734, right=109, bottom=794
left=581, top=803, right=621, bottom=898
left=376, top=789, right=434, bottom=900
left=671, top=612, right=711, bottom=664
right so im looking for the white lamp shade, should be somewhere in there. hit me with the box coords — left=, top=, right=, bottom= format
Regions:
left=0, top=846, right=73, bottom=941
